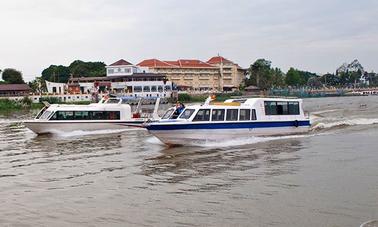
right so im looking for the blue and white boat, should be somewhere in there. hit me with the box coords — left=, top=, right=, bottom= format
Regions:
left=145, top=97, right=311, bottom=146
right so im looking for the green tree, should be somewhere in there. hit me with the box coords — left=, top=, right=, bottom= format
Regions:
left=271, top=67, right=285, bottom=88
left=41, top=65, right=71, bottom=83
left=246, top=59, right=284, bottom=90
left=28, top=77, right=47, bottom=94
left=285, top=68, right=302, bottom=86
left=68, top=60, right=106, bottom=77
left=41, top=60, right=106, bottom=83
left=2, top=68, right=25, bottom=84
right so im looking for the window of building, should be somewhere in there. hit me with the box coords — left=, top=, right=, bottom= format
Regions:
left=151, top=86, right=157, bottom=92
left=143, top=86, right=150, bottom=92
left=226, top=109, right=238, bottom=121
left=134, top=86, right=142, bottom=92
left=179, top=109, right=195, bottom=119
left=193, top=109, right=210, bottom=121
left=211, top=109, right=225, bottom=121
left=158, top=86, right=163, bottom=92
left=165, top=85, right=171, bottom=91
left=239, top=109, right=251, bottom=121
left=108, top=69, right=114, bottom=74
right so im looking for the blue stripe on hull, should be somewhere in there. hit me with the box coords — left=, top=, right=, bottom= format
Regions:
left=146, top=120, right=311, bottom=131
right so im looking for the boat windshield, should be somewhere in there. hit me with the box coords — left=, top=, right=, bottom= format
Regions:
left=106, top=98, right=121, bottom=104
left=39, top=111, right=52, bottom=120
left=161, top=108, right=175, bottom=119
left=178, top=109, right=195, bottom=119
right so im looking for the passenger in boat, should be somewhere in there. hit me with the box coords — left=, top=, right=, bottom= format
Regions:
left=172, top=102, right=185, bottom=119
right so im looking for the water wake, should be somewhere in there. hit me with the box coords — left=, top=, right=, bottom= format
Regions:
left=49, top=128, right=138, bottom=138
left=311, top=118, right=378, bottom=130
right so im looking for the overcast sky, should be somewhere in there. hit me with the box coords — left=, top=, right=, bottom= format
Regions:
left=0, top=0, right=377, bottom=81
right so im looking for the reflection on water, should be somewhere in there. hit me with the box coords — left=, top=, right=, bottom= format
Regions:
left=0, top=96, right=377, bottom=226
left=142, top=139, right=303, bottom=190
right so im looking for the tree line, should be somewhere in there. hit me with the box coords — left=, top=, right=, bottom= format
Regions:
left=245, top=59, right=378, bottom=89
left=41, top=60, right=106, bottom=83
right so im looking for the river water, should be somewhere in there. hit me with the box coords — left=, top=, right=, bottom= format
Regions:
left=0, top=96, right=377, bottom=227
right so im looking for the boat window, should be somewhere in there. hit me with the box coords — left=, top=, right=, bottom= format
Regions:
left=107, top=111, right=120, bottom=120
left=264, top=101, right=300, bottom=115
left=74, top=111, right=90, bottom=120
left=134, top=86, right=142, bottom=92
left=193, top=109, right=210, bottom=121
left=239, top=109, right=251, bottom=121
left=143, top=86, right=150, bottom=92
left=211, top=109, right=225, bottom=121
left=288, top=102, right=300, bottom=115
left=35, top=106, right=48, bottom=119
left=179, top=109, right=195, bottom=119
left=265, top=101, right=277, bottom=115
left=106, top=99, right=120, bottom=104
left=226, top=109, right=238, bottom=121
left=92, top=111, right=105, bottom=120
left=161, top=108, right=175, bottom=119
left=251, top=109, right=257, bottom=120
left=277, top=102, right=289, bottom=115
left=50, top=111, right=120, bottom=120
left=56, top=111, right=74, bottom=120
left=39, top=111, right=52, bottom=120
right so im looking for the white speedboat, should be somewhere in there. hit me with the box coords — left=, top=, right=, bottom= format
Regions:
left=145, top=97, right=311, bottom=146
left=24, top=98, right=159, bottom=134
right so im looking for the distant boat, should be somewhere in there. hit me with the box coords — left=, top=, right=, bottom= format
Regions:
left=24, top=98, right=160, bottom=134
left=144, top=96, right=311, bottom=146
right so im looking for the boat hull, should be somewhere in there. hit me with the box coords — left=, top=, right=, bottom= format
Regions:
left=23, top=120, right=146, bottom=134
left=146, top=121, right=311, bottom=146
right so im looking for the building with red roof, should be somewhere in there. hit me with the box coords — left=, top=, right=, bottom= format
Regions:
left=138, top=56, right=245, bottom=92
left=0, top=84, right=31, bottom=97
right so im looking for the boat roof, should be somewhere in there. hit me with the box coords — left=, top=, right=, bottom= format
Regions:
left=184, top=97, right=303, bottom=109
left=46, top=103, right=131, bottom=111
left=224, top=97, right=302, bottom=103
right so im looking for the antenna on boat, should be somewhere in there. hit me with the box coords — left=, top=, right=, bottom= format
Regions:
left=152, top=98, right=160, bottom=119
left=135, top=98, right=142, bottom=114
left=204, top=95, right=216, bottom=106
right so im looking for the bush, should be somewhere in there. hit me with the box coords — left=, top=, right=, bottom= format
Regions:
left=39, top=97, right=60, bottom=104
left=0, top=99, right=23, bottom=110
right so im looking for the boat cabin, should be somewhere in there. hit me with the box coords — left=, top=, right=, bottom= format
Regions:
left=35, top=98, right=132, bottom=121
left=160, top=98, right=306, bottom=122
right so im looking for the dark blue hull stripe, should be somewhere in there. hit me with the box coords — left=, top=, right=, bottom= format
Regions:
left=146, top=120, right=311, bottom=131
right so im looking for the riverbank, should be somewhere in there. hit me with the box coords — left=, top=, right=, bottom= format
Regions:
left=0, top=98, right=91, bottom=112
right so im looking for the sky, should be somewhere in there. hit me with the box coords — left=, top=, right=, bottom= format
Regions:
left=0, top=0, right=377, bottom=81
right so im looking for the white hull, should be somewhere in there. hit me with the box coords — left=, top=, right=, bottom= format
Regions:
left=149, top=126, right=310, bottom=146
left=24, top=120, right=144, bottom=134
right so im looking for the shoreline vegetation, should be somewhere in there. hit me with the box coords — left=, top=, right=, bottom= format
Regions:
left=0, top=88, right=371, bottom=113
left=0, top=97, right=91, bottom=112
